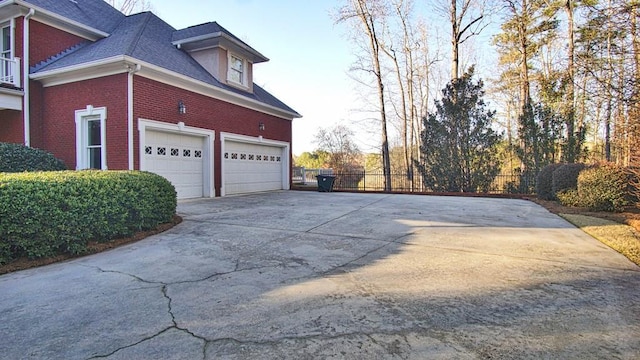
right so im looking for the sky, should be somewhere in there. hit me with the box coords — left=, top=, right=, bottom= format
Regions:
left=150, top=0, right=357, bottom=156
left=149, top=0, right=500, bottom=156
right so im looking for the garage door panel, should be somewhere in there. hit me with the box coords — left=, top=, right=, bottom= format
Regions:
left=144, top=130, right=205, bottom=199
left=224, top=140, right=285, bottom=195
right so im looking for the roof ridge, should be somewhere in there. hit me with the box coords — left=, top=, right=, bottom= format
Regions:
left=30, top=42, right=90, bottom=73
left=124, top=12, right=154, bottom=56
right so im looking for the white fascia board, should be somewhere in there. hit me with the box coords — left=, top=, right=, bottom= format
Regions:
left=130, top=57, right=301, bottom=120
left=173, top=32, right=268, bottom=63
left=171, top=31, right=223, bottom=47
left=0, top=1, right=23, bottom=21
left=29, top=55, right=301, bottom=120
left=0, top=89, right=23, bottom=110
left=30, top=55, right=131, bottom=86
left=12, top=0, right=109, bottom=41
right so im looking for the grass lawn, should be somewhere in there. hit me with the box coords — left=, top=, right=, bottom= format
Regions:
left=535, top=199, right=640, bottom=267
left=561, top=214, right=640, bottom=266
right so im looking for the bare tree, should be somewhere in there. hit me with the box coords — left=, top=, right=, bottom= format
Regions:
left=378, top=0, right=415, bottom=185
left=337, top=0, right=392, bottom=191
left=315, top=125, right=362, bottom=171
left=105, top=0, right=152, bottom=15
left=434, top=0, right=490, bottom=80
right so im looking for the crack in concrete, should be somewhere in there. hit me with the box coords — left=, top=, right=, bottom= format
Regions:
left=303, top=195, right=393, bottom=234
left=86, top=326, right=174, bottom=359
left=86, top=279, right=208, bottom=359
left=183, top=194, right=393, bottom=240
left=202, top=327, right=434, bottom=353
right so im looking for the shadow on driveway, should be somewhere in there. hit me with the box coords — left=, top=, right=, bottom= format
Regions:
left=1, top=191, right=639, bottom=359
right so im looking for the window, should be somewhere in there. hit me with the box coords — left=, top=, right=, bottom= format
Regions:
left=228, top=54, right=244, bottom=85
left=1, top=24, right=10, bottom=60
left=86, top=117, right=102, bottom=169
left=75, top=106, right=107, bottom=170
left=1, top=23, right=11, bottom=81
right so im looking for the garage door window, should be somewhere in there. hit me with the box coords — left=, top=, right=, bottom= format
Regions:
left=75, top=105, right=107, bottom=170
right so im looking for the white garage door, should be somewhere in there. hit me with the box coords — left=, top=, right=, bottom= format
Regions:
left=224, top=141, right=284, bottom=195
left=144, top=130, right=205, bottom=199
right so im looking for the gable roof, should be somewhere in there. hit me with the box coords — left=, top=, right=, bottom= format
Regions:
left=20, top=1, right=300, bottom=118
left=172, top=21, right=268, bottom=63
left=7, top=0, right=124, bottom=34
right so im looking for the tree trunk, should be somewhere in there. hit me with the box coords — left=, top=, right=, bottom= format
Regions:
left=451, top=0, right=459, bottom=80
left=355, top=0, right=392, bottom=191
left=630, top=1, right=640, bottom=167
left=564, top=0, right=577, bottom=162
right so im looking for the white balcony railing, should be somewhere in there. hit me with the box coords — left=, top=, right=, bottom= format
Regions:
left=0, top=57, right=21, bottom=88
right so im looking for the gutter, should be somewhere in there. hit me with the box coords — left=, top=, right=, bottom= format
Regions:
left=31, top=55, right=302, bottom=120
left=22, top=7, right=34, bottom=147
left=127, top=63, right=141, bottom=170
left=12, top=0, right=110, bottom=40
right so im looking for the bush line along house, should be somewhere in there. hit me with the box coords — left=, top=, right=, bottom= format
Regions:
left=0, top=0, right=301, bottom=199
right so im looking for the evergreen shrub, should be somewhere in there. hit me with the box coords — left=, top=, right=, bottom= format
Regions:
left=552, top=163, right=587, bottom=195
left=577, top=164, right=630, bottom=212
left=536, top=163, right=563, bottom=200
left=0, top=142, right=66, bottom=172
left=0, top=171, right=176, bottom=264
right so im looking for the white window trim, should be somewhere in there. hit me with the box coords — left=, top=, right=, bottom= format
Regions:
left=138, top=119, right=216, bottom=198
left=227, top=52, right=248, bottom=89
left=1, top=22, right=12, bottom=59
left=220, top=132, right=290, bottom=197
left=75, top=105, right=107, bottom=170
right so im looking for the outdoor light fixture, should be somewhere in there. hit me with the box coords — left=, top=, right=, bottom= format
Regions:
left=259, top=122, right=265, bottom=131
left=178, top=100, right=186, bottom=114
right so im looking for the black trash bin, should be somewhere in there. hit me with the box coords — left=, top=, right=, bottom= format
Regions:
left=316, top=175, right=336, bottom=192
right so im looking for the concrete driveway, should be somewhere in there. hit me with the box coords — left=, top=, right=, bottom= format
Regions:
left=1, top=192, right=639, bottom=359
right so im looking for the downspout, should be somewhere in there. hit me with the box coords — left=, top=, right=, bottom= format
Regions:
left=22, top=8, right=35, bottom=147
left=127, top=63, right=141, bottom=170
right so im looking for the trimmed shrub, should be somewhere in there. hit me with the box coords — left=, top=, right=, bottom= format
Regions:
left=0, top=142, right=66, bottom=172
left=577, top=164, right=630, bottom=212
left=552, top=163, right=587, bottom=195
left=557, top=189, right=581, bottom=207
left=536, top=163, right=563, bottom=200
left=0, top=171, right=176, bottom=264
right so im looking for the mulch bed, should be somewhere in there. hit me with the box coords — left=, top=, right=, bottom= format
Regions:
left=0, top=215, right=182, bottom=275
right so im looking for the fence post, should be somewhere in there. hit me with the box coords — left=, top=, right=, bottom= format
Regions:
left=301, top=167, right=306, bottom=185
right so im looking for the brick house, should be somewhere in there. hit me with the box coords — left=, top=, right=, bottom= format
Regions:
left=0, top=0, right=301, bottom=198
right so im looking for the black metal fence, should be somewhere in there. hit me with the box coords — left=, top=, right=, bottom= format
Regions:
left=293, top=168, right=537, bottom=195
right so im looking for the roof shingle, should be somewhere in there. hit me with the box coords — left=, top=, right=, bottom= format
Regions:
left=23, top=1, right=299, bottom=116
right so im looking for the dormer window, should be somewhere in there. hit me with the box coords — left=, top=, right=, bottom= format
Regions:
left=172, top=22, right=269, bottom=93
left=228, top=53, right=245, bottom=86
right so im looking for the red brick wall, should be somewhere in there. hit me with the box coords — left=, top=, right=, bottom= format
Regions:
left=29, top=20, right=86, bottom=66
left=38, top=74, right=128, bottom=169
left=10, top=17, right=85, bottom=65
left=2, top=18, right=87, bottom=153
left=0, top=110, right=24, bottom=144
left=133, top=76, right=293, bottom=194
left=29, top=80, right=44, bottom=149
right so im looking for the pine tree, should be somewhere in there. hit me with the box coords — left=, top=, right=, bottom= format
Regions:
left=416, top=67, right=501, bottom=192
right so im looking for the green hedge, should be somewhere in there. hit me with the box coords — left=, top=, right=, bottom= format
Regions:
left=0, top=142, right=66, bottom=172
left=0, top=171, right=176, bottom=264
left=536, top=163, right=563, bottom=200
left=556, top=189, right=581, bottom=207
left=576, top=164, right=630, bottom=212
left=552, top=163, right=587, bottom=195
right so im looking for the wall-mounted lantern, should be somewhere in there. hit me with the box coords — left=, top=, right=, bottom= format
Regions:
left=259, top=122, right=265, bottom=131
left=178, top=100, right=186, bottom=115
